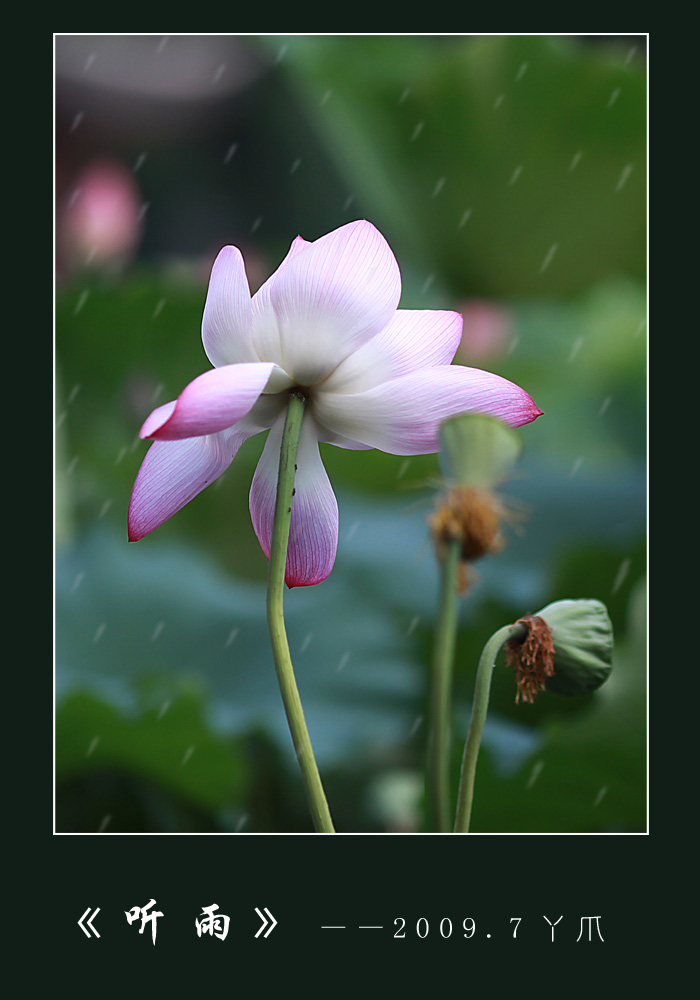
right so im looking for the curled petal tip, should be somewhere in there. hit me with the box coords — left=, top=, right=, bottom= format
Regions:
left=140, top=401, right=177, bottom=439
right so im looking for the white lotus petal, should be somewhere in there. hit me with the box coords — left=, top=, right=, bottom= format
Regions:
left=201, top=245, right=258, bottom=366
left=315, top=365, right=543, bottom=455
left=322, top=309, right=463, bottom=393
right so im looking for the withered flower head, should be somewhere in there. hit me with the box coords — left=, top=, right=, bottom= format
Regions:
left=505, top=615, right=556, bottom=704
left=505, top=599, right=614, bottom=703
left=431, top=414, right=528, bottom=593
left=430, top=485, right=505, bottom=563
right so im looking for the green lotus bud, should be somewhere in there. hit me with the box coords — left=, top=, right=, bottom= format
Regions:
left=505, top=599, right=614, bottom=703
left=439, top=413, right=523, bottom=490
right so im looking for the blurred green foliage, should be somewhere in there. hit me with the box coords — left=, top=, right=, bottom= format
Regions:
left=56, top=35, right=646, bottom=832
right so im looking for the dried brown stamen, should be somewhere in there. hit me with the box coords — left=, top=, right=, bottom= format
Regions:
left=429, top=486, right=505, bottom=562
left=504, top=615, right=556, bottom=704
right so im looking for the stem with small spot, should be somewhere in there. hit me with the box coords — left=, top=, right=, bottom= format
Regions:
left=453, top=621, right=527, bottom=833
left=266, top=389, right=335, bottom=833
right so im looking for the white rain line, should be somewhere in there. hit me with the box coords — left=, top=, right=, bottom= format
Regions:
left=616, top=164, right=634, bottom=192
left=74, top=290, right=89, bottom=314
left=526, top=760, right=544, bottom=789
left=567, top=336, right=584, bottom=362
left=410, top=715, right=424, bottom=737
left=540, top=243, right=558, bottom=273
left=612, top=559, right=631, bottom=594
left=421, top=274, right=435, bottom=295
left=508, top=165, right=523, bottom=185
left=569, top=151, right=583, bottom=172
left=151, top=621, right=165, bottom=641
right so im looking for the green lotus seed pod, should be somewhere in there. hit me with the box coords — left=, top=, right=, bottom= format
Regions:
left=439, top=413, right=522, bottom=490
left=537, top=599, right=614, bottom=696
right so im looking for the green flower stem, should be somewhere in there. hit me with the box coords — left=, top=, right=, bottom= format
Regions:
left=266, top=389, right=335, bottom=833
left=426, top=538, right=462, bottom=832
left=453, top=621, right=527, bottom=833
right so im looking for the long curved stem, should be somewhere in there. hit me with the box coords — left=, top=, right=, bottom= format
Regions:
left=453, top=622, right=527, bottom=832
left=266, top=390, right=335, bottom=833
left=426, top=539, right=462, bottom=832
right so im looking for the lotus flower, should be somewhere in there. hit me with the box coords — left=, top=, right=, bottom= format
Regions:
left=128, top=221, right=542, bottom=586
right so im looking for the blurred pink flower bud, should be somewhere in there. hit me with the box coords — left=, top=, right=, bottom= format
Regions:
left=59, top=160, right=142, bottom=271
left=455, top=299, right=513, bottom=363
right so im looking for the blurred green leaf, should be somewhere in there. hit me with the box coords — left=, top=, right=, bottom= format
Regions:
left=56, top=525, right=423, bottom=769
left=272, top=35, right=645, bottom=298
left=56, top=688, right=249, bottom=813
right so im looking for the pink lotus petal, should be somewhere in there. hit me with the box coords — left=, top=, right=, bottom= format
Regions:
left=140, top=362, right=290, bottom=441
left=322, top=309, right=463, bottom=393
left=128, top=427, right=253, bottom=541
left=262, top=220, right=402, bottom=385
left=250, top=413, right=338, bottom=587
left=250, top=236, right=310, bottom=367
left=201, top=245, right=258, bottom=367
left=315, top=365, right=543, bottom=456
